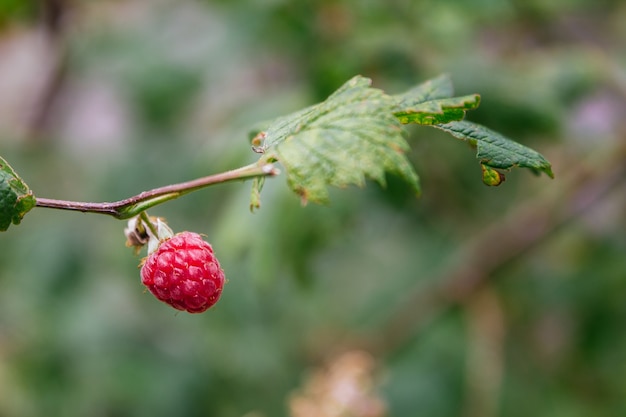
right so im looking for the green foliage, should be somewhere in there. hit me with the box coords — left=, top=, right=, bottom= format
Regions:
left=0, top=156, right=36, bottom=231
left=435, top=121, right=555, bottom=179
left=0, top=73, right=553, bottom=231
left=0, top=72, right=553, bottom=229
left=393, top=74, right=481, bottom=125
left=252, top=75, right=420, bottom=204
left=250, top=74, right=551, bottom=206
left=0, top=0, right=37, bottom=27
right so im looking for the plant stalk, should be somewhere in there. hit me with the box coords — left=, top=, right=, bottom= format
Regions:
left=35, top=162, right=279, bottom=219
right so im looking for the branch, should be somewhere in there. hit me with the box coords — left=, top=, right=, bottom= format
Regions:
left=35, top=162, right=279, bottom=219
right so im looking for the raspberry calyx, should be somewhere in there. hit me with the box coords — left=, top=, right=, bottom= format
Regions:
left=140, top=231, right=225, bottom=313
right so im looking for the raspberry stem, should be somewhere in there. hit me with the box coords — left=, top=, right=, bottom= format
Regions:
left=139, top=211, right=159, bottom=238
left=34, top=162, right=279, bottom=219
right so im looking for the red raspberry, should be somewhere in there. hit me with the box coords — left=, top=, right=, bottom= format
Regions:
left=140, top=232, right=225, bottom=313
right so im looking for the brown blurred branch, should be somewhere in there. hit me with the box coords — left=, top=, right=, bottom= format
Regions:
left=28, top=0, right=70, bottom=136
left=364, top=144, right=626, bottom=356
left=40, top=0, right=68, bottom=34
left=463, top=288, right=505, bottom=417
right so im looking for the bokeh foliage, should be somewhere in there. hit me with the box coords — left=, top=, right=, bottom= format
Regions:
left=1, top=1, right=625, bottom=416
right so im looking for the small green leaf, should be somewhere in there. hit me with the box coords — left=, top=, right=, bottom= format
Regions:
left=481, top=164, right=505, bottom=186
left=252, top=76, right=420, bottom=204
left=392, top=74, right=480, bottom=125
left=434, top=121, right=554, bottom=178
left=0, top=156, right=36, bottom=231
left=394, top=74, right=455, bottom=106
left=394, top=94, right=481, bottom=125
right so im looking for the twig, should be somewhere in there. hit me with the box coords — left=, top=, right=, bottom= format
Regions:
left=35, top=162, right=279, bottom=219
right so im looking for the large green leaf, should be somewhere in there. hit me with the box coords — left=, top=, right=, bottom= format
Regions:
left=393, top=74, right=481, bottom=125
left=0, top=156, right=36, bottom=231
left=252, top=76, right=420, bottom=204
left=434, top=120, right=554, bottom=180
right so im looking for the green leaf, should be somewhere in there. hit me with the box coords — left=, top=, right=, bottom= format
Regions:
left=0, top=156, right=36, bottom=231
left=252, top=76, right=420, bottom=204
left=434, top=121, right=554, bottom=178
left=394, top=94, right=481, bottom=125
left=481, top=163, right=506, bottom=186
left=394, top=74, right=455, bottom=104
left=393, top=75, right=480, bottom=125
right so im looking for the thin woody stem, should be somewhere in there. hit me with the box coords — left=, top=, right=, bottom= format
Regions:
left=35, top=162, right=279, bottom=219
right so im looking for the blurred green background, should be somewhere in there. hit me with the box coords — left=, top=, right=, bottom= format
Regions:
left=1, top=1, right=625, bottom=416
